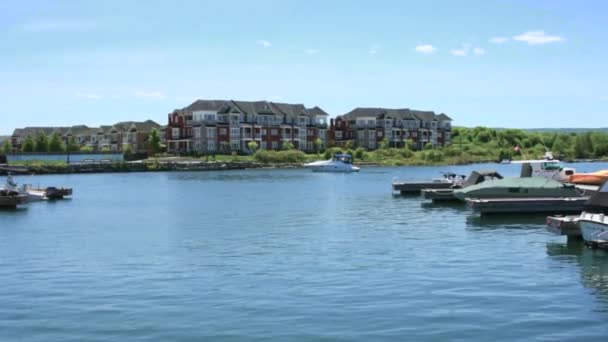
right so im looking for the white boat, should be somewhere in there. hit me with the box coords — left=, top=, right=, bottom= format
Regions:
left=304, top=154, right=360, bottom=173
left=0, top=174, right=28, bottom=208
left=511, top=152, right=575, bottom=182
left=578, top=180, right=608, bottom=248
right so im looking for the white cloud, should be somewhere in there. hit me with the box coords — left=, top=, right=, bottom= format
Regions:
left=135, top=90, right=166, bottom=99
left=414, top=44, right=437, bottom=54
left=369, top=44, right=379, bottom=55
left=513, top=31, right=564, bottom=45
left=450, top=48, right=467, bottom=56
left=489, top=37, right=509, bottom=44
left=304, top=49, right=319, bottom=55
left=473, top=47, right=486, bottom=55
left=257, top=40, right=272, bottom=48
left=22, top=19, right=97, bottom=32
left=76, top=93, right=102, bottom=99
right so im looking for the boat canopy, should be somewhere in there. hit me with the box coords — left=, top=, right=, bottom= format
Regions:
left=461, top=177, right=573, bottom=193
left=464, top=170, right=503, bottom=187
left=333, top=154, right=353, bottom=164
left=584, top=179, right=608, bottom=214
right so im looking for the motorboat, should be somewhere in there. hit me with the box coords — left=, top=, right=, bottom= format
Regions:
left=22, top=184, right=73, bottom=201
left=512, top=152, right=575, bottom=182
left=304, top=154, right=360, bottom=173
left=453, top=177, right=585, bottom=201
left=422, top=170, right=503, bottom=202
left=392, top=172, right=466, bottom=195
left=569, top=170, right=608, bottom=186
left=0, top=174, right=28, bottom=208
left=578, top=179, right=608, bottom=248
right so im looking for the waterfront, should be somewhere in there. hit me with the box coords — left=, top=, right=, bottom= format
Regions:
left=2, top=163, right=608, bottom=340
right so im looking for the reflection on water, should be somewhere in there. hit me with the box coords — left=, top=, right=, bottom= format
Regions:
left=547, top=240, right=608, bottom=307
left=466, top=214, right=547, bottom=229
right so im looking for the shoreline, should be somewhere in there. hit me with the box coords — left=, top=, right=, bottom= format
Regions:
left=1, top=158, right=607, bottom=176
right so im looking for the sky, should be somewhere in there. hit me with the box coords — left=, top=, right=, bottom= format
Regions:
left=1, top=0, right=607, bottom=134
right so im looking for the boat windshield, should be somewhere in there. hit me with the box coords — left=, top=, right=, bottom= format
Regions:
left=541, top=161, right=562, bottom=171
left=334, top=154, right=353, bottom=164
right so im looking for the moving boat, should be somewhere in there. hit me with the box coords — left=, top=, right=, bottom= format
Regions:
left=392, top=172, right=466, bottom=195
left=0, top=174, right=28, bottom=208
left=569, top=170, right=608, bottom=186
left=453, top=177, right=585, bottom=201
left=422, top=170, right=503, bottom=202
left=579, top=180, right=608, bottom=248
left=304, top=154, right=360, bottom=173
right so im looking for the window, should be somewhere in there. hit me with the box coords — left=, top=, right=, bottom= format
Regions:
left=261, top=141, right=267, bottom=149
left=262, top=129, right=267, bottom=135
left=207, top=128, right=216, bottom=138
left=194, top=127, right=201, bottom=138
left=377, top=131, right=383, bottom=137
left=219, top=128, right=227, bottom=135
left=207, top=141, right=216, bottom=151
left=357, top=131, right=365, bottom=139
left=335, top=131, right=343, bottom=139
left=172, top=128, right=180, bottom=139
left=307, top=129, right=313, bottom=137
left=271, top=141, right=278, bottom=149
left=231, top=127, right=240, bottom=136
left=271, top=129, right=278, bottom=136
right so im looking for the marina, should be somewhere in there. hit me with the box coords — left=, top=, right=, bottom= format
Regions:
left=2, top=163, right=608, bottom=341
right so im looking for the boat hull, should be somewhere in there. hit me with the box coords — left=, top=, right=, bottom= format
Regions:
left=0, top=194, right=28, bottom=208
left=580, top=216, right=608, bottom=247
left=309, top=165, right=360, bottom=173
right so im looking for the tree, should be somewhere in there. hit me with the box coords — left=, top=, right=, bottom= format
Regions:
left=148, top=128, right=162, bottom=154
left=574, top=133, right=594, bottom=159
left=282, top=141, right=294, bottom=150
left=380, top=136, right=390, bottom=149
left=2, top=140, right=12, bottom=154
left=247, top=141, right=258, bottom=154
left=34, top=132, right=49, bottom=152
left=67, top=136, right=80, bottom=152
left=123, top=144, right=133, bottom=155
left=424, top=142, right=434, bottom=150
left=22, top=135, right=35, bottom=152
left=48, top=132, right=64, bottom=152
left=314, top=138, right=324, bottom=153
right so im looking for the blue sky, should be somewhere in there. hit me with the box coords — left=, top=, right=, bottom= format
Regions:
left=1, top=0, right=607, bottom=134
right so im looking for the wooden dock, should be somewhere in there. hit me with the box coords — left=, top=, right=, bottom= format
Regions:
left=546, top=215, right=582, bottom=238
left=466, top=197, right=589, bottom=215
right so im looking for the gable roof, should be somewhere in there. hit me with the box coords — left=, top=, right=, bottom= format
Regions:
left=307, top=106, right=329, bottom=116
left=185, top=100, right=231, bottom=112
left=341, top=107, right=449, bottom=122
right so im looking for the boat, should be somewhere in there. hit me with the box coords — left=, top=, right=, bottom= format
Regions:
left=569, top=170, right=608, bottom=186
left=453, top=177, right=585, bottom=201
left=422, top=170, right=503, bottom=202
left=304, top=154, right=360, bottom=173
left=0, top=174, right=28, bottom=208
left=512, top=152, right=575, bottom=182
left=392, top=172, right=466, bottom=195
left=22, top=184, right=73, bottom=201
left=578, top=180, right=608, bottom=248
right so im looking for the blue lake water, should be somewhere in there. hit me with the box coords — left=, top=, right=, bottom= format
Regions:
left=2, top=162, right=608, bottom=341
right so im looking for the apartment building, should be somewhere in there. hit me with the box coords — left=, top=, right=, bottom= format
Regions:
left=330, top=108, right=452, bottom=149
left=166, top=99, right=329, bottom=154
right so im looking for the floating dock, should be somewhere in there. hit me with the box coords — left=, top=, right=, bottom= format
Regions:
left=546, top=215, right=581, bottom=238
left=466, top=197, right=588, bottom=215
left=393, top=181, right=453, bottom=195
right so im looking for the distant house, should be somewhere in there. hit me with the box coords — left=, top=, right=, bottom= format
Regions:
left=330, top=108, right=452, bottom=149
left=166, top=99, right=329, bottom=154
left=11, top=120, right=161, bottom=154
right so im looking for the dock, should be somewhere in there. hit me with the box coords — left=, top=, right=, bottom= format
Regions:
left=393, top=181, right=453, bottom=195
left=546, top=215, right=582, bottom=238
left=466, top=197, right=588, bottom=215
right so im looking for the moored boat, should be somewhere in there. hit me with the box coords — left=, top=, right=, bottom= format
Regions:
left=0, top=174, right=28, bottom=208
left=569, top=170, right=608, bottom=186
left=393, top=172, right=466, bottom=195
left=304, top=154, right=360, bottom=173
left=513, top=152, right=575, bottom=183
left=422, top=170, right=503, bottom=202
left=454, top=177, right=585, bottom=201
left=578, top=180, right=608, bottom=248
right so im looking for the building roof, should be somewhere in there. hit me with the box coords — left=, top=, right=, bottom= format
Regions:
left=306, top=106, right=329, bottom=116
left=340, top=107, right=450, bottom=122
left=185, top=100, right=231, bottom=112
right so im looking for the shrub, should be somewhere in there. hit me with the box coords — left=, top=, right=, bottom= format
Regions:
left=254, top=150, right=307, bottom=164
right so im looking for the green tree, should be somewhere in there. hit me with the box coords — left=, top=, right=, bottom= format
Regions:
left=2, top=140, right=12, bottom=154
left=574, top=133, right=594, bottom=158
left=48, top=132, right=64, bottom=152
left=80, top=146, right=94, bottom=153
left=22, top=135, right=35, bottom=152
left=380, top=136, right=390, bottom=149
left=314, top=138, right=324, bottom=153
left=282, top=141, right=294, bottom=150
left=34, top=132, right=49, bottom=152
left=123, top=144, right=133, bottom=155
left=67, top=136, right=80, bottom=152
left=247, top=141, right=258, bottom=154
left=148, top=128, right=162, bottom=154
left=424, top=142, right=434, bottom=150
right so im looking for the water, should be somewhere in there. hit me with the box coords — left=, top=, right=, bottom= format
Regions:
left=2, top=162, right=608, bottom=341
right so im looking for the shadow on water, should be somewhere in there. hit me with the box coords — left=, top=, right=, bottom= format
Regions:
left=465, top=213, right=548, bottom=230
left=547, top=240, right=608, bottom=307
